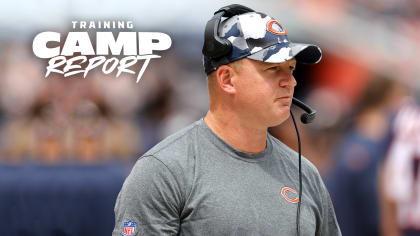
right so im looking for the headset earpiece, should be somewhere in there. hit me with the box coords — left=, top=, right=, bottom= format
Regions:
left=202, top=12, right=232, bottom=59
left=215, top=4, right=255, bottom=18
left=202, top=4, right=255, bottom=59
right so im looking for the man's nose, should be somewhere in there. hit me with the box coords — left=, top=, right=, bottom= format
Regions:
left=279, top=74, right=297, bottom=88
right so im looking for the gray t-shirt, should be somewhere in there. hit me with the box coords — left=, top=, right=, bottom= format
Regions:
left=113, top=118, right=341, bottom=236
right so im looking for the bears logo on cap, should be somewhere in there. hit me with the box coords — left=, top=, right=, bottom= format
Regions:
left=267, top=20, right=287, bottom=35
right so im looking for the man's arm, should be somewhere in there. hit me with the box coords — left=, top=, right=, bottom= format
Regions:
left=112, top=155, right=183, bottom=236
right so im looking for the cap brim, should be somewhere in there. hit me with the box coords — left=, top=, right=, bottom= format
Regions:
left=247, top=43, right=322, bottom=64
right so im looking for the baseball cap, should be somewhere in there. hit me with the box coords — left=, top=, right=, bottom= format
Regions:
left=203, top=11, right=322, bottom=74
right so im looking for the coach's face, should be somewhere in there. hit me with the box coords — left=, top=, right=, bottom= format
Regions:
left=231, top=58, right=297, bottom=127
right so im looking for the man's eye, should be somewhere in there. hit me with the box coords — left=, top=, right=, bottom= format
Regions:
left=267, top=66, right=278, bottom=71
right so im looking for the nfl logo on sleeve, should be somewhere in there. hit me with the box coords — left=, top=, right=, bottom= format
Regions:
left=122, top=220, right=136, bottom=235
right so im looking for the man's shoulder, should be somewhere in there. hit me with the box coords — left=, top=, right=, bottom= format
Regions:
left=140, top=119, right=203, bottom=166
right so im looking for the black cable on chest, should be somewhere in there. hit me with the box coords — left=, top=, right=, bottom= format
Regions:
left=290, top=110, right=302, bottom=236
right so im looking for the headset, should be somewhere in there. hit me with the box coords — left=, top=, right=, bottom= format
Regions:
left=203, top=4, right=318, bottom=236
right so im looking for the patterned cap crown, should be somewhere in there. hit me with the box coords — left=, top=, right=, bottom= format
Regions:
left=203, top=12, right=322, bottom=74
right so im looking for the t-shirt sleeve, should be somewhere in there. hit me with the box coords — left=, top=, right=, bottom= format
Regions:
left=317, top=172, right=342, bottom=236
left=112, top=155, right=183, bottom=236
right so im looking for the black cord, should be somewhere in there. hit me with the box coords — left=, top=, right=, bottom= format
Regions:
left=290, top=110, right=302, bottom=236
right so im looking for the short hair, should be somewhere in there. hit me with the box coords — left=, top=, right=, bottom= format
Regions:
left=206, top=59, right=243, bottom=80
left=230, top=59, right=242, bottom=73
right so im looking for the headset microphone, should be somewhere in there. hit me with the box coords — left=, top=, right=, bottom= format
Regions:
left=292, top=98, right=316, bottom=124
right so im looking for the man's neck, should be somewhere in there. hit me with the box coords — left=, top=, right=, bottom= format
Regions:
left=204, top=110, right=268, bottom=153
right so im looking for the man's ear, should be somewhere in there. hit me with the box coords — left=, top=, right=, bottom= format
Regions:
left=215, top=65, right=236, bottom=94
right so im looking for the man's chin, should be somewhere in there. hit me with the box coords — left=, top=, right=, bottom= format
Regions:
left=268, top=112, right=290, bottom=127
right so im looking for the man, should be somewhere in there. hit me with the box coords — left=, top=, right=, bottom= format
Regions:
left=113, top=4, right=341, bottom=236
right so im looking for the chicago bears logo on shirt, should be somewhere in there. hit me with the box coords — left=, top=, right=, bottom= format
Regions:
left=281, top=187, right=299, bottom=203
left=123, top=220, right=136, bottom=235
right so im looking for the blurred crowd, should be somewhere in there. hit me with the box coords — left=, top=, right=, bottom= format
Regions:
left=0, top=0, right=420, bottom=235
left=0, top=42, right=207, bottom=163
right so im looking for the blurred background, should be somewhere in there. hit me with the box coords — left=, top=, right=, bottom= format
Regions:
left=0, top=0, right=419, bottom=235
